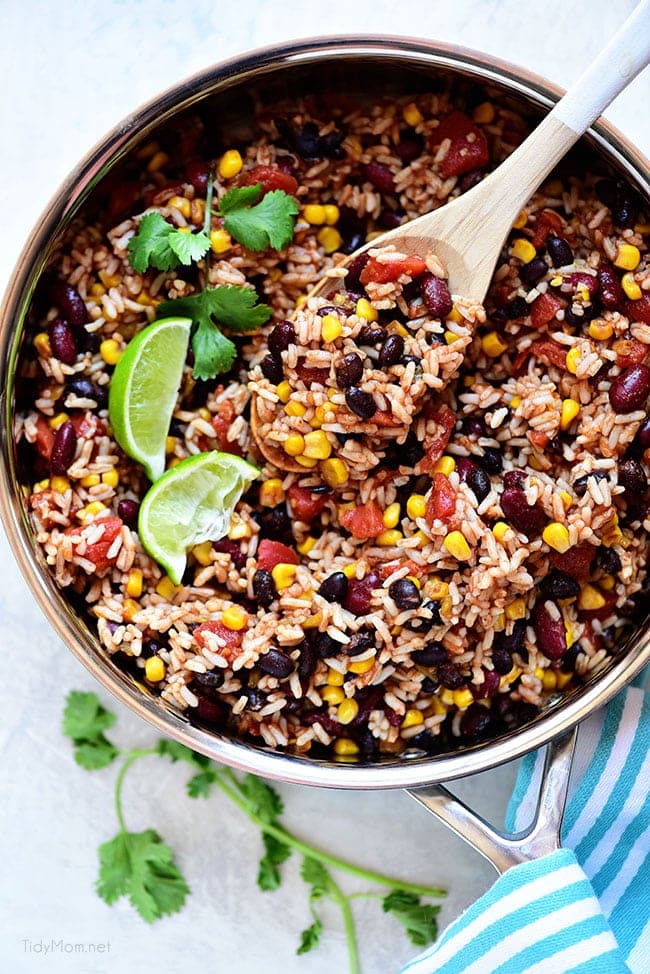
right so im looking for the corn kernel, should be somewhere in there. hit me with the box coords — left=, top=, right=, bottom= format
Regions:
left=303, top=204, right=326, bottom=225
left=447, top=305, right=464, bottom=324
left=101, top=469, right=119, bottom=488
left=588, top=319, right=613, bottom=341
left=426, top=577, right=449, bottom=600
left=302, top=430, right=332, bottom=460
left=259, top=478, right=285, bottom=507
left=510, top=395, right=522, bottom=409
left=321, top=313, right=342, bottom=343
left=334, top=738, right=359, bottom=757
left=323, top=204, right=340, bottom=225
left=271, top=563, right=297, bottom=591
left=505, top=598, right=527, bottom=621
left=124, top=568, right=143, bottom=598
left=210, top=229, right=232, bottom=254
left=578, top=583, right=606, bottom=611
left=327, top=667, right=345, bottom=686
left=302, top=609, right=323, bottom=630
left=145, top=656, right=166, bottom=682
left=541, top=669, right=558, bottom=691
left=355, top=298, right=378, bottom=322
left=309, top=404, right=327, bottom=428
left=560, top=398, right=580, bottom=430
left=599, top=573, right=616, bottom=591
left=136, top=291, right=154, bottom=306
left=403, top=102, right=424, bottom=126
left=348, top=655, right=376, bottom=675
left=481, top=331, right=508, bottom=358
left=100, top=339, right=122, bottom=365
left=406, top=495, right=426, bottom=520
left=192, top=541, right=213, bottom=566
left=90, top=283, right=106, bottom=296
left=51, top=476, right=70, bottom=493
left=413, top=530, right=429, bottom=548
left=122, top=598, right=140, bottom=623
left=511, top=238, right=537, bottom=263
left=283, top=400, right=306, bottom=419
left=227, top=514, right=252, bottom=540
left=284, top=433, right=305, bottom=457
left=34, top=332, right=52, bottom=357
left=445, top=330, right=462, bottom=344
left=621, top=272, right=642, bottom=300
left=276, top=380, right=292, bottom=403
left=492, top=521, right=510, bottom=542
left=165, top=436, right=177, bottom=455
left=440, top=689, right=456, bottom=706
left=322, top=685, right=345, bottom=705
left=77, top=501, right=107, bottom=524
left=383, top=502, right=401, bottom=529
left=346, top=136, right=363, bottom=157
left=296, top=536, right=316, bottom=556
left=473, top=101, right=495, bottom=124
left=559, top=490, right=573, bottom=511
left=147, top=150, right=169, bottom=173
left=565, top=347, right=581, bottom=374
left=433, top=455, right=456, bottom=476
left=556, top=671, right=572, bottom=689
left=33, top=479, right=50, bottom=493
left=376, top=529, right=403, bottom=547
left=564, top=612, right=573, bottom=647
left=453, top=688, right=475, bottom=709
left=407, top=575, right=421, bottom=590
left=337, top=699, right=359, bottom=725
left=602, top=512, right=623, bottom=547
left=388, top=320, right=409, bottom=338
left=155, top=576, right=178, bottom=600
left=401, top=708, right=424, bottom=729
left=550, top=276, right=563, bottom=287
left=221, top=605, right=248, bottom=631
left=343, top=562, right=358, bottom=579
left=542, top=522, right=571, bottom=553
left=443, top=530, right=472, bottom=561
left=321, top=458, right=349, bottom=487
left=429, top=697, right=447, bottom=715
left=218, top=149, right=243, bottom=179
left=317, top=227, right=342, bottom=254
left=613, top=243, right=641, bottom=271
left=500, top=665, right=521, bottom=688
left=49, top=412, right=69, bottom=430
left=167, top=195, right=191, bottom=219
left=168, top=457, right=182, bottom=468
left=512, top=209, right=528, bottom=230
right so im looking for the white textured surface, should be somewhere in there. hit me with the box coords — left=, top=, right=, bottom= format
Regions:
left=1, top=2, right=648, bottom=973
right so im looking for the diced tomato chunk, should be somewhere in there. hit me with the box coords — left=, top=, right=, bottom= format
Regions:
left=211, top=400, right=244, bottom=457
left=419, top=406, right=456, bottom=473
left=340, top=500, right=384, bottom=540
left=194, top=620, right=243, bottom=661
left=371, top=410, right=400, bottom=427
left=287, top=485, right=328, bottom=522
left=359, top=255, right=427, bottom=285
left=625, top=294, right=650, bottom=325
left=379, top=559, right=425, bottom=580
left=512, top=338, right=568, bottom=377
left=257, top=539, right=299, bottom=570
left=549, top=544, right=595, bottom=580
left=431, top=111, right=489, bottom=178
left=35, top=416, right=55, bottom=460
left=531, top=209, right=565, bottom=249
left=66, top=515, right=123, bottom=574
left=425, top=473, right=456, bottom=526
left=612, top=338, right=648, bottom=369
left=294, top=360, right=330, bottom=386
left=530, top=292, right=566, bottom=330
left=240, top=165, right=299, bottom=198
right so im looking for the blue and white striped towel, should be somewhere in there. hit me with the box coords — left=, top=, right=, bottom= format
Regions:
left=401, top=685, right=649, bottom=973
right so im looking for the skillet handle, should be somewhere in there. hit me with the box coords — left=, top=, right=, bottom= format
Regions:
left=405, top=726, right=577, bottom=875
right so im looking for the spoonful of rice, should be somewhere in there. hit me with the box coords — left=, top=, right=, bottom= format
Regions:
left=250, top=1, right=650, bottom=475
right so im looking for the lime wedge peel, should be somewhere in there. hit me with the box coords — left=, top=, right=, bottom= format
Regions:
left=108, top=317, right=191, bottom=483
left=138, top=451, right=259, bottom=584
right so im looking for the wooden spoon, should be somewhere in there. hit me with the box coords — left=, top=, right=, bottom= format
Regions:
left=252, top=1, right=650, bottom=471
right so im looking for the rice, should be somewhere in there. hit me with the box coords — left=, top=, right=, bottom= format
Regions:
left=14, top=86, right=649, bottom=761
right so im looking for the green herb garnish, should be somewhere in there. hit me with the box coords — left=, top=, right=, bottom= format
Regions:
left=127, top=212, right=211, bottom=273
left=216, top=183, right=299, bottom=252
left=63, top=690, right=445, bottom=971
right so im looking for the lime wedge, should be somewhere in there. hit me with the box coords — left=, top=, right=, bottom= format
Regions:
left=108, top=317, right=191, bottom=482
left=138, top=451, right=259, bottom=584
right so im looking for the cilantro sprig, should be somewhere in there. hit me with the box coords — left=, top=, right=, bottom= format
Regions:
left=215, top=183, right=299, bottom=252
left=63, top=690, right=445, bottom=970
left=127, top=212, right=211, bottom=273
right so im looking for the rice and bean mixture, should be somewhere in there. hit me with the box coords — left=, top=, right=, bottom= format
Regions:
left=16, top=88, right=650, bottom=759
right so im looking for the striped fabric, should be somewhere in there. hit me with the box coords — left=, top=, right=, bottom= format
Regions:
left=401, top=685, right=649, bottom=974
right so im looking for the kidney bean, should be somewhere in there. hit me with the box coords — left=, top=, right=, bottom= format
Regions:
left=597, top=263, right=625, bottom=309
left=185, top=160, right=209, bottom=193
left=117, top=499, right=139, bottom=527
left=546, top=235, right=573, bottom=266
left=540, top=570, right=580, bottom=600
left=212, top=538, right=246, bottom=570
left=636, top=417, right=650, bottom=450
left=268, top=320, right=296, bottom=356
left=345, top=386, right=376, bottom=420
left=395, top=135, right=424, bottom=162
left=364, top=161, right=395, bottom=194
left=533, top=601, right=567, bottom=660
left=420, top=273, right=453, bottom=317
left=461, top=416, right=484, bottom=437
left=336, top=353, right=364, bottom=389
left=503, top=470, right=526, bottom=489
left=377, top=209, right=403, bottom=230
left=618, top=458, right=648, bottom=494
left=49, top=282, right=87, bottom=327
left=344, top=571, right=380, bottom=616
left=258, top=647, right=294, bottom=679
left=455, top=457, right=477, bottom=482
left=48, top=318, right=77, bottom=365
left=500, top=486, right=546, bottom=536
left=50, top=420, right=77, bottom=475
left=318, top=572, right=348, bottom=604
left=378, top=334, right=404, bottom=368
left=471, top=669, right=501, bottom=699
left=609, top=364, right=650, bottom=414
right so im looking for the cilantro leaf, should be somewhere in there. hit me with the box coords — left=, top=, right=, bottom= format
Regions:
left=127, top=212, right=210, bottom=273
left=300, top=857, right=330, bottom=897
left=217, top=184, right=298, bottom=252
left=257, top=833, right=292, bottom=891
left=297, top=919, right=323, bottom=956
left=97, top=829, right=189, bottom=922
left=62, top=691, right=118, bottom=770
left=382, top=890, right=440, bottom=947
left=187, top=769, right=220, bottom=799
left=240, top=774, right=284, bottom=823
left=159, top=285, right=272, bottom=381
left=155, top=739, right=210, bottom=769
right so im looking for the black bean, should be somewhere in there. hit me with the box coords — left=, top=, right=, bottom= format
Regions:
left=318, top=572, right=348, bottom=604
left=460, top=705, right=494, bottom=740
left=65, top=377, right=107, bottom=409
left=573, top=471, right=607, bottom=497
left=547, top=235, right=573, bottom=266
left=378, top=334, right=404, bottom=368
left=268, top=320, right=296, bottom=356
left=389, top=578, right=421, bottom=610
left=560, top=642, right=582, bottom=673
left=402, top=354, right=422, bottom=372
left=596, top=179, right=640, bottom=229
left=481, top=447, right=503, bottom=474
left=438, top=662, right=465, bottom=689
left=298, top=641, right=317, bottom=684
left=255, top=504, right=292, bottom=542
left=505, top=296, right=528, bottom=320
left=411, top=642, right=447, bottom=667
left=50, top=421, right=77, bottom=475
left=48, top=318, right=77, bottom=365
left=191, top=670, right=225, bottom=693
left=404, top=600, right=441, bottom=632
left=618, top=458, right=648, bottom=494
left=49, top=281, right=87, bottom=327
left=609, top=365, right=650, bottom=414
left=491, top=645, right=513, bottom=675
left=519, top=256, right=548, bottom=286
left=499, top=619, right=528, bottom=656
left=117, top=499, right=139, bottom=527
left=260, top=353, right=283, bottom=384
left=420, top=273, right=453, bottom=317
left=347, top=630, right=375, bottom=657
left=336, top=353, right=364, bottom=389
left=377, top=209, right=403, bottom=230
left=316, top=305, right=341, bottom=317
left=467, top=465, right=491, bottom=503
left=258, top=647, right=294, bottom=679
left=462, top=415, right=485, bottom=436
left=253, top=569, right=276, bottom=608
left=312, top=631, right=340, bottom=658
left=358, top=324, right=385, bottom=346
left=595, top=546, right=622, bottom=574
left=540, top=570, right=580, bottom=600
left=344, top=253, right=371, bottom=290
left=345, top=386, right=376, bottom=420
left=243, top=688, right=267, bottom=711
